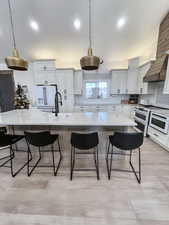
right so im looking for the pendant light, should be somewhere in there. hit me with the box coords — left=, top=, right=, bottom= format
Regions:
left=80, top=0, right=103, bottom=70
left=5, top=0, right=28, bottom=71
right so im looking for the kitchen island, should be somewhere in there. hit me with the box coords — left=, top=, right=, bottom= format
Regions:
left=0, top=108, right=135, bottom=127
left=0, top=109, right=136, bottom=152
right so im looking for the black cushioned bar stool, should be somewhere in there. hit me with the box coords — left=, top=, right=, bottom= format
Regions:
left=70, top=132, right=99, bottom=180
left=106, top=132, right=143, bottom=183
left=24, top=131, right=62, bottom=176
left=0, top=127, right=28, bottom=177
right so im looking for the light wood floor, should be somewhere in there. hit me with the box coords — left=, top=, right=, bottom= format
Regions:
left=0, top=135, right=169, bottom=225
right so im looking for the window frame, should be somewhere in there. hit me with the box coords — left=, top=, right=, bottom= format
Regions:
left=83, top=79, right=110, bottom=99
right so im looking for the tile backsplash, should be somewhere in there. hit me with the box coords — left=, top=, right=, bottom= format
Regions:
left=140, top=82, right=169, bottom=108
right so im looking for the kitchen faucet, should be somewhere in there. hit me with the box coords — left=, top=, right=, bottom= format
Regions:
left=54, top=85, right=62, bottom=116
left=37, top=84, right=62, bottom=116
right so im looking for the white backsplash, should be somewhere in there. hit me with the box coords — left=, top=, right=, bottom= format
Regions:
left=140, top=82, right=169, bottom=108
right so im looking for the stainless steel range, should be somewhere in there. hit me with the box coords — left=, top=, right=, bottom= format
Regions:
left=134, top=107, right=151, bottom=136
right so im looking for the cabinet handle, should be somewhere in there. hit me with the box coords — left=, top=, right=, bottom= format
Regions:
left=140, top=88, right=143, bottom=94
left=126, top=89, right=128, bottom=93
left=153, top=133, right=159, bottom=137
left=117, top=89, right=120, bottom=94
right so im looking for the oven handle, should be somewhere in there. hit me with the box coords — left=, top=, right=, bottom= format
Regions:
left=151, top=113, right=168, bottom=122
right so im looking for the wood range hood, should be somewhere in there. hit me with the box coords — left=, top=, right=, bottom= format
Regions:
left=144, top=12, right=169, bottom=82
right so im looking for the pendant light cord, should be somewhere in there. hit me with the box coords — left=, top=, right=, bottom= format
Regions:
left=8, top=0, right=16, bottom=49
left=89, top=0, right=92, bottom=49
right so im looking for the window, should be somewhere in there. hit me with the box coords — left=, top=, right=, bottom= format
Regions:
left=85, top=81, right=109, bottom=99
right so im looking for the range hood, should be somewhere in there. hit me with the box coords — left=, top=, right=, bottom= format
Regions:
left=143, top=55, right=168, bottom=82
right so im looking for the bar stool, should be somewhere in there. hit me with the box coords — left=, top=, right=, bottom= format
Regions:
left=106, top=132, right=143, bottom=183
left=70, top=132, right=99, bottom=180
left=0, top=128, right=28, bottom=177
left=24, top=131, right=62, bottom=176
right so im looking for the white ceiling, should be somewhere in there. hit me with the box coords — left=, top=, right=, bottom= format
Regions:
left=0, top=0, right=169, bottom=69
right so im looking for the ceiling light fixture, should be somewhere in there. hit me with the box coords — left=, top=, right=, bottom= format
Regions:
left=80, top=0, right=103, bottom=70
left=5, top=0, right=28, bottom=71
left=74, top=18, right=81, bottom=30
left=117, top=17, right=126, bottom=29
left=30, top=20, right=39, bottom=31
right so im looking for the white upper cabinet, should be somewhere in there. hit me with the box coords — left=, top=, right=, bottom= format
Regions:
left=163, top=57, right=169, bottom=94
left=74, top=70, right=83, bottom=95
left=55, top=69, right=74, bottom=112
left=111, top=70, right=127, bottom=94
left=33, top=60, right=56, bottom=84
left=138, top=62, right=152, bottom=94
left=126, top=58, right=139, bottom=94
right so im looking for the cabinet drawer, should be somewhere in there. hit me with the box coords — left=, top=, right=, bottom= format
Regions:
left=34, top=60, right=55, bottom=72
left=148, top=126, right=169, bottom=145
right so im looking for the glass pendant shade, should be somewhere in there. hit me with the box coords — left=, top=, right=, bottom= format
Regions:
left=5, top=48, right=28, bottom=71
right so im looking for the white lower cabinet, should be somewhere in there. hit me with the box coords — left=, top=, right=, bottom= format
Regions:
left=148, top=126, right=169, bottom=151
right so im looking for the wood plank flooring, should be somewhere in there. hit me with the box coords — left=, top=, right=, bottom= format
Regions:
left=0, top=135, right=169, bottom=225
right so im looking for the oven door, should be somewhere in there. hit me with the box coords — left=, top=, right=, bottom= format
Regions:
left=134, top=110, right=148, bottom=124
left=150, top=113, right=169, bottom=134
left=134, top=119, right=145, bottom=133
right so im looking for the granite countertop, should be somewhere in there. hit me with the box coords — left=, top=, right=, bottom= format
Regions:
left=0, top=109, right=136, bottom=127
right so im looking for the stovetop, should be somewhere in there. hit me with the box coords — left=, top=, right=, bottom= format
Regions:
left=138, top=104, right=169, bottom=117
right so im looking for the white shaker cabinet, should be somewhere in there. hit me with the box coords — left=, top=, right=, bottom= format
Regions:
left=111, top=69, right=127, bottom=94
left=126, top=58, right=139, bottom=94
left=138, top=62, right=152, bottom=94
left=74, top=70, right=83, bottom=95
left=33, top=60, right=56, bottom=85
left=163, top=57, right=169, bottom=94
left=55, top=69, right=74, bottom=112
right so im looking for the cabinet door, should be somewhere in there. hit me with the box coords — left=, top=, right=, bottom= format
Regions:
left=55, top=69, right=74, bottom=112
left=74, top=70, right=83, bottom=95
left=111, top=70, right=127, bottom=94
left=163, top=58, right=169, bottom=94
left=35, top=71, right=56, bottom=84
left=126, top=68, right=139, bottom=94
left=138, top=62, right=152, bottom=94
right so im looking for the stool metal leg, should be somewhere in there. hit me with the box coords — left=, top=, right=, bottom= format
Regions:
left=27, top=146, right=42, bottom=176
left=51, top=139, right=62, bottom=176
left=109, top=146, right=114, bottom=180
left=96, top=146, right=100, bottom=180
left=106, top=141, right=111, bottom=179
left=70, top=146, right=75, bottom=180
left=10, top=144, right=32, bottom=177
left=129, top=148, right=141, bottom=184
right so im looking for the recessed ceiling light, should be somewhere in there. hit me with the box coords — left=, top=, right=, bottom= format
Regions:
left=30, top=20, right=39, bottom=31
left=74, top=18, right=81, bottom=30
left=117, top=17, right=126, bottom=29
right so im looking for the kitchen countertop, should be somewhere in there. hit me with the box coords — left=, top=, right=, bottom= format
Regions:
left=0, top=109, right=136, bottom=127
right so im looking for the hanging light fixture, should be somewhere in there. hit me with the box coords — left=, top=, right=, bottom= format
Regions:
left=80, top=0, right=103, bottom=70
left=5, top=0, right=28, bottom=71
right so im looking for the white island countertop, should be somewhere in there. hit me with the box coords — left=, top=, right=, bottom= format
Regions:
left=0, top=109, right=136, bottom=127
